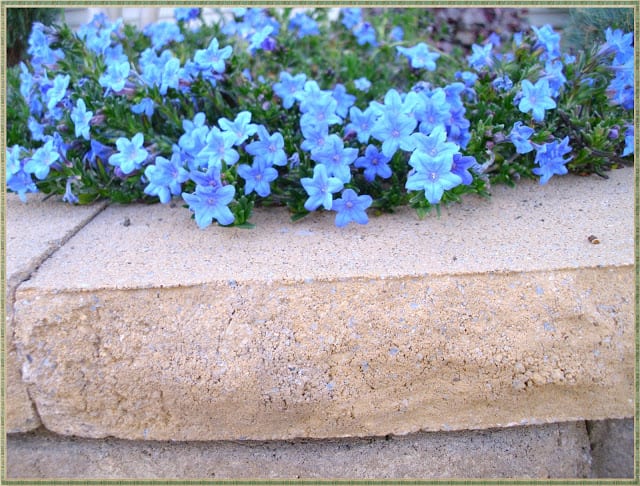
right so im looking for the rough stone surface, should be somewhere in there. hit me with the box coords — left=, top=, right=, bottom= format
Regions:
left=4, top=193, right=108, bottom=433
left=588, top=418, right=635, bottom=478
left=10, top=169, right=635, bottom=441
left=6, top=422, right=592, bottom=479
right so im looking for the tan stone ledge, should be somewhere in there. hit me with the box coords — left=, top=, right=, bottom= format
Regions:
left=10, top=167, right=636, bottom=441
left=5, top=194, right=109, bottom=433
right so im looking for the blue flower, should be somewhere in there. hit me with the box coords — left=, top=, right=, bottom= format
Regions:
left=131, top=97, right=155, bottom=117
left=194, top=38, right=232, bottom=73
left=247, top=25, right=276, bottom=55
left=199, top=127, right=239, bottom=167
left=24, top=139, right=60, bottom=179
left=179, top=121, right=210, bottom=167
left=189, top=164, right=222, bottom=189
left=19, top=62, right=34, bottom=99
left=71, top=98, right=93, bottom=140
left=390, top=26, right=404, bottom=42
left=345, top=106, right=378, bottom=143
left=288, top=12, right=320, bottom=38
left=300, top=120, right=329, bottom=153
left=508, top=121, right=535, bottom=154
left=455, top=71, right=478, bottom=87
left=354, top=77, right=371, bottom=92
left=492, top=74, right=513, bottom=92
left=294, top=79, right=327, bottom=108
left=370, top=88, right=420, bottom=119
left=353, top=22, right=377, bottom=47
left=301, top=163, right=344, bottom=211
left=245, top=126, right=287, bottom=166
left=607, top=60, right=634, bottom=110
left=532, top=24, right=561, bottom=60
left=445, top=107, right=471, bottom=149
left=310, top=134, right=357, bottom=183
left=333, top=189, right=372, bottom=227
left=532, top=137, right=572, bottom=184
left=542, top=60, right=566, bottom=97
left=84, top=139, right=113, bottom=168
left=104, top=44, right=128, bottom=64
left=159, top=57, right=183, bottom=95
left=397, top=43, right=440, bottom=71
left=46, top=74, right=70, bottom=111
left=370, top=111, right=417, bottom=158
left=273, top=71, right=307, bottom=109
left=182, top=184, right=236, bottom=228
left=218, top=111, right=258, bottom=146
left=513, top=32, right=523, bottom=47
left=6, top=145, right=24, bottom=176
left=99, top=60, right=130, bottom=92
left=341, top=8, right=362, bottom=29
left=144, top=22, right=184, bottom=51
left=622, top=126, right=634, bottom=157
left=28, top=117, right=46, bottom=142
left=443, top=81, right=467, bottom=114
left=599, top=28, right=634, bottom=65
left=85, top=29, right=112, bottom=56
left=27, top=22, right=64, bottom=66
left=299, top=92, right=342, bottom=127
left=406, top=152, right=462, bottom=204
left=175, top=8, right=200, bottom=22
left=108, top=133, right=148, bottom=175
left=237, top=158, right=279, bottom=197
left=144, top=153, right=190, bottom=203
left=7, top=170, right=38, bottom=202
left=332, top=84, right=356, bottom=118
left=451, top=153, right=476, bottom=185
left=62, top=178, right=79, bottom=204
left=518, top=79, right=556, bottom=122
left=487, top=32, right=502, bottom=47
left=411, top=125, right=459, bottom=162
left=468, top=43, right=494, bottom=70
left=354, top=144, right=392, bottom=182
left=414, top=87, right=451, bottom=134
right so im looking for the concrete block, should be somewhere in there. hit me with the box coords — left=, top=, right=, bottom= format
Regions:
left=11, top=168, right=635, bottom=440
left=6, top=421, right=592, bottom=479
left=588, top=418, right=634, bottom=478
left=4, top=193, right=108, bottom=432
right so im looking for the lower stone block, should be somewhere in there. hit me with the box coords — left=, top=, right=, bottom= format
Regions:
left=13, top=265, right=633, bottom=441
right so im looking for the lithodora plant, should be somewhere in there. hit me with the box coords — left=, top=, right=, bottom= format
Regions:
left=6, top=8, right=634, bottom=228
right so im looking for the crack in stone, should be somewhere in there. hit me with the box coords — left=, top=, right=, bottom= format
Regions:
left=7, top=201, right=110, bottom=429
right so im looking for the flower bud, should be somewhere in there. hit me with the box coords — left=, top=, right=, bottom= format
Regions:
left=608, top=127, right=619, bottom=140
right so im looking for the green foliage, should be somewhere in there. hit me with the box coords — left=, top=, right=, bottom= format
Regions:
left=563, top=8, right=634, bottom=52
left=6, top=8, right=634, bottom=229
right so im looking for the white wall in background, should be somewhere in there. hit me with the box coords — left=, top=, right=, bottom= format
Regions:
left=62, top=7, right=570, bottom=32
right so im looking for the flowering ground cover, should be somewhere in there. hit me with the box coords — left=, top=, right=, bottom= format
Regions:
left=5, top=8, right=635, bottom=228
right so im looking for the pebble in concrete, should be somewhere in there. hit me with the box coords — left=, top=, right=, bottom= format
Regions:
left=7, top=421, right=592, bottom=479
